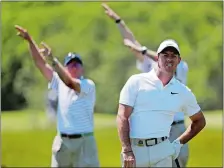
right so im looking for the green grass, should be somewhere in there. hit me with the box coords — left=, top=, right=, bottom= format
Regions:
left=2, top=110, right=223, bottom=167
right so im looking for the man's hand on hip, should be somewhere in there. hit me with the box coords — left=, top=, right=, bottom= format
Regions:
left=172, top=139, right=183, bottom=160
left=122, top=151, right=136, bottom=168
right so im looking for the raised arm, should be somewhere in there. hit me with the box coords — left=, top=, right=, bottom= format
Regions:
left=124, top=39, right=158, bottom=62
left=102, top=3, right=158, bottom=62
left=40, top=42, right=81, bottom=93
left=101, top=3, right=136, bottom=43
left=102, top=3, right=143, bottom=61
left=15, top=25, right=53, bottom=81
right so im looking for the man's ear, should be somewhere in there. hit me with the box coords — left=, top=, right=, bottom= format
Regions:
left=155, top=55, right=159, bottom=61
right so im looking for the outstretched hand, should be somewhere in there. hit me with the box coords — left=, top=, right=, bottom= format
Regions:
left=14, top=25, right=32, bottom=41
left=39, top=42, right=53, bottom=61
left=101, top=3, right=120, bottom=21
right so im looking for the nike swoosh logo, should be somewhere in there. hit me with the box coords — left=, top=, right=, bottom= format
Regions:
left=171, top=92, right=178, bottom=94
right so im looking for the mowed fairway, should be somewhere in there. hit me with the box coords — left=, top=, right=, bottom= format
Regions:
left=2, top=110, right=222, bottom=167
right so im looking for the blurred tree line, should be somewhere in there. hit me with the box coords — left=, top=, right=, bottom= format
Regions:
left=1, top=2, right=223, bottom=113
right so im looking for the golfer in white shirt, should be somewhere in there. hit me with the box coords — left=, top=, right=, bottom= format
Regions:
left=117, top=39, right=206, bottom=167
left=101, top=4, right=191, bottom=167
left=45, top=85, right=58, bottom=123
left=135, top=48, right=189, bottom=167
left=15, top=25, right=99, bottom=167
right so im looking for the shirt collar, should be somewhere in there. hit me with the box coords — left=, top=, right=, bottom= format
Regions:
left=169, top=76, right=176, bottom=85
left=148, top=68, right=176, bottom=85
left=148, top=68, right=160, bottom=82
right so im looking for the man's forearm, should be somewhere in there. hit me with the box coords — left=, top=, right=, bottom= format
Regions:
left=116, top=114, right=132, bottom=152
left=51, top=58, right=81, bottom=92
left=117, top=20, right=137, bottom=44
left=145, top=49, right=158, bottom=61
left=27, top=39, right=54, bottom=81
left=117, top=21, right=158, bottom=61
left=51, top=58, right=73, bottom=85
left=177, top=119, right=206, bottom=144
left=28, top=39, right=46, bottom=66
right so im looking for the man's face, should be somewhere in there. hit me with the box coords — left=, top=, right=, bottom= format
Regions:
left=66, top=60, right=83, bottom=78
left=158, top=47, right=181, bottom=73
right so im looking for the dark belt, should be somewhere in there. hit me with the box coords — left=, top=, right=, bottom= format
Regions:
left=60, top=132, right=93, bottom=139
left=172, top=120, right=184, bottom=126
left=133, top=136, right=168, bottom=147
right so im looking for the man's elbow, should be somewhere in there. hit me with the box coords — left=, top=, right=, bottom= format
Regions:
left=191, top=111, right=206, bottom=130
left=116, top=114, right=121, bottom=125
left=201, top=116, right=206, bottom=129
left=197, top=116, right=206, bottom=131
left=116, top=113, right=125, bottom=125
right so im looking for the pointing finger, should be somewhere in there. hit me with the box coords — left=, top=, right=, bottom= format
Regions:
left=15, top=25, right=26, bottom=32
left=101, top=3, right=109, bottom=10
left=15, top=25, right=22, bottom=30
left=40, top=41, right=50, bottom=49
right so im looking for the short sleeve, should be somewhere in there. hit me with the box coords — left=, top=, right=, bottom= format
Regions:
left=182, top=61, right=189, bottom=84
left=183, top=61, right=189, bottom=72
left=47, top=89, right=58, bottom=101
left=182, top=87, right=201, bottom=116
left=176, top=61, right=189, bottom=85
left=80, top=79, right=95, bottom=95
left=136, top=55, right=157, bottom=73
left=49, top=72, right=59, bottom=91
left=119, top=75, right=139, bottom=107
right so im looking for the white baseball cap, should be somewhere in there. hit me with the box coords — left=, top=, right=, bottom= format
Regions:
left=156, top=39, right=180, bottom=55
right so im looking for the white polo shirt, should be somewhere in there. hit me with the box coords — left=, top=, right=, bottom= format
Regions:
left=47, top=83, right=58, bottom=102
left=136, top=55, right=189, bottom=121
left=119, top=69, right=200, bottom=138
left=49, top=72, right=95, bottom=134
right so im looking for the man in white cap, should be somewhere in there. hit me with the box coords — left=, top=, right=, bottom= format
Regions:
left=102, top=3, right=190, bottom=167
left=117, top=37, right=206, bottom=167
left=15, top=25, right=99, bottom=167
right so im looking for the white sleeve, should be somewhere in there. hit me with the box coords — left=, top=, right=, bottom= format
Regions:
left=49, top=72, right=59, bottom=91
left=176, top=61, right=189, bottom=85
left=183, top=61, right=189, bottom=71
left=119, top=75, right=138, bottom=107
left=136, top=55, right=156, bottom=73
left=183, top=62, right=189, bottom=84
left=182, top=87, right=201, bottom=116
left=80, top=79, right=95, bottom=96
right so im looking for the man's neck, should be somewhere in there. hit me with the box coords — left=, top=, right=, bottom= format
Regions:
left=156, top=69, right=174, bottom=86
